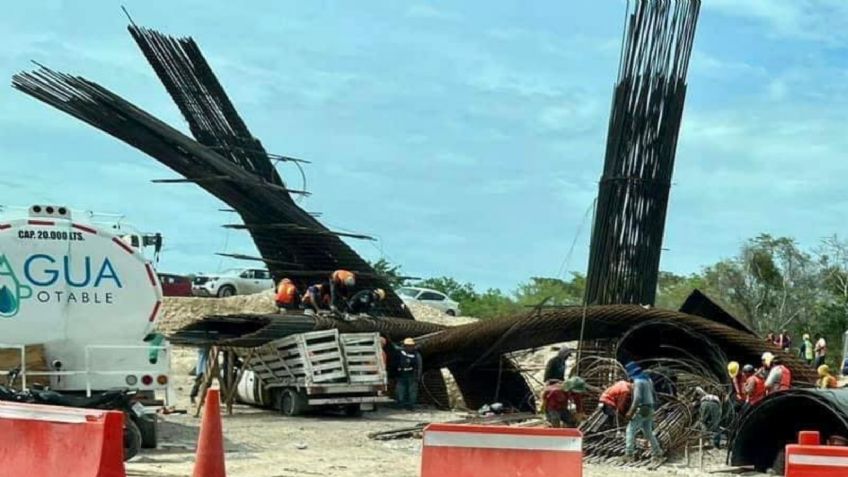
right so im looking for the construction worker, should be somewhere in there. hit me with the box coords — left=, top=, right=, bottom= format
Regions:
left=189, top=346, right=210, bottom=405
left=540, top=376, right=587, bottom=428
left=814, top=334, right=828, bottom=369
left=799, top=334, right=814, bottom=365
left=763, top=353, right=792, bottom=394
left=599, top=379, right=633, bottom=428
left=302, top=283, right=330, bottom=313
left=727, top=361, right=745, bottom=403
left=329, top=269, right=356, bottom=312
left=817, top=364, right=838, bottom=389
left=695, top=387, right=722, bottom=448
left=742, top=364, right=766, bottom=408
left=543, top=347, right=572, bottom=382
left=274, top=278, right=300, bottom=311
left=348, top=288, right=386, bottom=315
left=394, top=337, right=422, bottom=411
left=776, top=330, right=792, bottom=353
left=624, top=362, right=663, bottom=463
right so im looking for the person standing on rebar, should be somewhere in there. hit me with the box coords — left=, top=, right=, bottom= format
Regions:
left=347, top=288, right=386, bottom=315
left=763, top=353, right=792, bottom=394
left=543, top=348, right=571, bottom=382
left=695, top=387, right=722, bottom=448
left=599, top=379, right=633, bottom=428
left=814, top=334, right=828, bottom=368
left=624, top=362, right=663, bottom=463
left=799, top=334, right=814, bottom=366
left=742, top=364, right=766, bottom=408
left=275, top=278, right=300, bottom=312
left=329, top=269, right=356, bottom=313
left=394, top=337, right=422, bottom=411
left=817, top=364, right=838, bottom=389
left=776, top=330, right=792, bottom=353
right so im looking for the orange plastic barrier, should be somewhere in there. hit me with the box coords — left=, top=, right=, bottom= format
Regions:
left=785, top=430, right=848, bottom=477
left=0, top=401, right=125, bottom=477
left=421, top=423, right=582, bottom=477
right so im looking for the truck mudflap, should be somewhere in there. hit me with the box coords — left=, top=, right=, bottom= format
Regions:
left=307, top=396, right=393, bottom=406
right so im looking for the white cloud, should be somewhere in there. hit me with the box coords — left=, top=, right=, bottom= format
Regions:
left=704, top=0, right=848, bottom=44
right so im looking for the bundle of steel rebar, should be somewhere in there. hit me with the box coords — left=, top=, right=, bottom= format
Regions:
left=585, top=0, right=701, bottom=306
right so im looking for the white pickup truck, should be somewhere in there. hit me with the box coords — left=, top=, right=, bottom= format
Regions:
left=237, top=330, right=390, bottom=416
left=0, top=204, right=170, bottom=446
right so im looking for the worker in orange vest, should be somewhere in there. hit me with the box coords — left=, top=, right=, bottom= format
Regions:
left=742, top=364, right=766, bottom=407
left=598, top=380, right=632, bottom=428
left=275, top=278, right=300, bottom=311
left=727, top=361, right=745, bottom=404
left=762, top=353, right=791, bottom=394
left=329, top=269, right=356, bottom=312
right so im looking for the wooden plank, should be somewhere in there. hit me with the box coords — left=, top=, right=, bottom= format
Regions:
left=311, top=371, right=348, bottom=383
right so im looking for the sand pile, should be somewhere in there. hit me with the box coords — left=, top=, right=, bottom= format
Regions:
left=156, top=290, right=277, bottom=335
left=404, top=301, right=478, bottom=326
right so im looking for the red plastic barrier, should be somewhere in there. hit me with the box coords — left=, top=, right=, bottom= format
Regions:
left=785, top=430, right=848, bottom=477
left=0, top=401, right=126, bottom=477
left=421, top=423, right=582, bottom=477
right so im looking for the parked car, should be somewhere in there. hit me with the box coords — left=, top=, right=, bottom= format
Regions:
left=192, top=268, right=274, bottom=297
left=397, top=287, right=460, bottom=316
left=157, top=273, right=193, bottom=297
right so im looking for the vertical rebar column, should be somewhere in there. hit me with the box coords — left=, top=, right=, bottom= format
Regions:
left=585, top=0, right=701, bottom=306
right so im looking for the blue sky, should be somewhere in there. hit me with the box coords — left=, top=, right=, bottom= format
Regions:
left=2, top=1, right=848, bottom=293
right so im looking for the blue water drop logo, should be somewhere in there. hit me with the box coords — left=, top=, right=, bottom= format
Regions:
left=0, top=285, right=16, bottom=316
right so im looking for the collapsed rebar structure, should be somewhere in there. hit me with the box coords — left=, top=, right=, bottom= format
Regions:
left=166, top=305, right=817, bottom=410
left=731, top=389, right=848, bottom=471
left=585, top=0, right=701, bottom=306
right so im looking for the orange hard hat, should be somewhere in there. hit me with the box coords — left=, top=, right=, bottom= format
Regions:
left=333, top=270, right=355, bottom=287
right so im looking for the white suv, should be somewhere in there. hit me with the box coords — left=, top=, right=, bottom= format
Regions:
left=397, top=287, right=461, bottom=316
left=192, top=268, right=274, bottom=297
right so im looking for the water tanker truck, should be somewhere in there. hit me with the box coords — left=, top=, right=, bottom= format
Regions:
left=0, top=204, right=169, bottom=446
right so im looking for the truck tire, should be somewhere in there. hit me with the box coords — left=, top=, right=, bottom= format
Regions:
left=217, top=285, right=236, bottom=298
left=136, top=414, right=158, bottom=449
left=124, top=418, right=143, bottom=461
left=446, top=310, right=456, bottom=316
left=278, top=389, right=308, bottom=416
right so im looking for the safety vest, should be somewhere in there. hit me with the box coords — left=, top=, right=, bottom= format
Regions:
left=776, top=365, right=792, bottom=391
left=818, top=375, right=838, bottom=389
left=276, top=281, right=298, bottom=305
left=397, top=349, right=419, bottom=374
left=746, top=375, right=766, bottom=405
left=599, top=381, right=632, bottom=413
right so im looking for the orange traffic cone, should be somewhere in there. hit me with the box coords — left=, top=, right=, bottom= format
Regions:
left=193, top=388, right=226, bottom=477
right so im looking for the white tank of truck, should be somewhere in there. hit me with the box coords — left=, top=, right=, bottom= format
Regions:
left=0, top=204, right=169, bottom=400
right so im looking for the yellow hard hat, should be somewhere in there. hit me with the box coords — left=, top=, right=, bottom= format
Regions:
left=762, top=352, right=775, bottom=366
left=403, top=337, right=416, bottom=346
left=803, top=333, right=810, bottom=340
left=727, top=361, right=739, bottom=378
left=375, top=288, right=386, bottom=301
left=818, top=364, right=830, bottom=377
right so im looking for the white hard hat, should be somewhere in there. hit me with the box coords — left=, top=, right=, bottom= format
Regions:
left=761, top=352, right=774, bottom=365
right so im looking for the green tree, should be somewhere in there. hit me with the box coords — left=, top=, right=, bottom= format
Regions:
left=514, top=274, right=585, bottom=307
left=368, top=258, right=409, bottom=289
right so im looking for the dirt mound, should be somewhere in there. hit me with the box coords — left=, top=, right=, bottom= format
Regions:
left=157, top=290, right=277, bottom=335
left=405, top=301, right=478, bottom=326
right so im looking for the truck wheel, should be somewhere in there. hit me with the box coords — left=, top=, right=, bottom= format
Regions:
left=344, top=404, right=363, bottom=417
left=217, top=285, right=236, bottom=298
left=136, top=414, right=158, bottom=449
left=278, top=389, right=307, bottom=416
left=446, top=310, right=456, bottom=316
left=124, top=418, right=143, bottom=461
